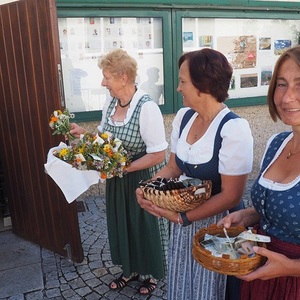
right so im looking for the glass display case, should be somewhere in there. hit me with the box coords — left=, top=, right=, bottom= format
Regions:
left=58, top=16, right=165, bottom=113
left=55, top=2, right=300, bottom=118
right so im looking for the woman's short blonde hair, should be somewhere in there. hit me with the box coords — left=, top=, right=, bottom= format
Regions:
left=98, top=49, right=137, bottom=84
left=268, top=46, right=300, bottom=121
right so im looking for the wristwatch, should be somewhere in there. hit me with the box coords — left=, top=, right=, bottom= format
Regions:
left=180, top=212, right=192, bottom=227
left=123, top=169, right=128, bottom=176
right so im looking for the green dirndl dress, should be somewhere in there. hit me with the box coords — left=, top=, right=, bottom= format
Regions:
left=103, top=95, right=168, bottom=279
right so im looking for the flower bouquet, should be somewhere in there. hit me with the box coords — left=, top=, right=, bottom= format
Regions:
left=49, top=109, right=75, bottom=141
left=53, top=131, right=131, bottom=179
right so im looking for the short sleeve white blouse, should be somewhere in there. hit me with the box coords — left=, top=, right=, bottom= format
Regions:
left=98, top=88, right=168, bottom=154
left=171, top=106, right=253, bottom=175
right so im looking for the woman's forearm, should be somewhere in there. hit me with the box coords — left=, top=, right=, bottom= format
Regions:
left=126, top=150, right=166, bottom=173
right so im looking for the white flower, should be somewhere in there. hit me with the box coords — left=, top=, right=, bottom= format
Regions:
left=93, top=134, right=105, bottom=145
left=113, top=138, right=122, bottom=151
left=75, top=153, right=86, bottom=162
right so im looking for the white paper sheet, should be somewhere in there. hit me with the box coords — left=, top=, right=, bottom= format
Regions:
left=44, top=142, right=100, bottom=203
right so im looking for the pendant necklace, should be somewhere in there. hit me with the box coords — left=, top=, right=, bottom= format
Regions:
left=286, top=138, right=300, bottom=159
left=118, top=99, right=132, bottom=108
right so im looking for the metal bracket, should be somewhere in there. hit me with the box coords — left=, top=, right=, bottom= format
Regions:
left=57, top=64, right=65, bottom=107
left=64, top=243, right=72, bottom=261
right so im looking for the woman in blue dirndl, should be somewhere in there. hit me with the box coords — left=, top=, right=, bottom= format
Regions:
left=218, top=46, right=300, bottom=300
left=136, top=48, right=253, bottom=300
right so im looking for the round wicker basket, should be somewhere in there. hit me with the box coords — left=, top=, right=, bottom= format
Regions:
left=192, top=224, right=267, bottom=275
left=140, top=180, right=212, bottom=212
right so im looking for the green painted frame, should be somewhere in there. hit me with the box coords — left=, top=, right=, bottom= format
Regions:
left=56, top=0, right=300, bottom=9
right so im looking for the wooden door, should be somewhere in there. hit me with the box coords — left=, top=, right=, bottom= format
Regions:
left=0, top=0, right=84, bottom=262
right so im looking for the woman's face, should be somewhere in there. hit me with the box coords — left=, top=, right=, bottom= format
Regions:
left=101, top=69, right=123, bottom=98
left=274, top=58, right=300, bottom=126
left=177, top=60, right=199, bottom=107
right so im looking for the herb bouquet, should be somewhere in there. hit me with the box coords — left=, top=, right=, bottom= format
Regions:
left=53, top=131, right=131, bottom=179
left=49, top=109, right=75, bottom=141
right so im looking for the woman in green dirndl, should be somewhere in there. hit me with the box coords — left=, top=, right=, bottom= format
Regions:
left=70, top=48, right=169, bottom=295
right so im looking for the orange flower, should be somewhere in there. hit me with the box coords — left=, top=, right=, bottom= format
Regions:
left=100, top=173, right=107, bottom=179
left=50, top=116, right=58, bottom=123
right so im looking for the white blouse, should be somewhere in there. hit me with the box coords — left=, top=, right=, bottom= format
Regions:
left=171, top=106, right=253, bottom=175
left=98, top=88, right=168, bottom=154
left=259, top=132, right=300, bottom=190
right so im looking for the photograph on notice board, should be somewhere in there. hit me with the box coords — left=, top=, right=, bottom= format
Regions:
left=259, top=37, right=271, bottom=50
left=274, top=39, right=292, bottom=55
left=229, top=76, right=236, bottom=90
left=240, top=73, right=258, bottom=88
left=217, top=35, right=257, bottom=69
left=261, top=66, right=272, bottom=86
left=199, top=35, right=213, bottom=48
left=183, top=32, right=194, bottom=47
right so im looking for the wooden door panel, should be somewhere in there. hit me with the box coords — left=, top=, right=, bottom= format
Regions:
left=0, top=0, right=83, bottom=262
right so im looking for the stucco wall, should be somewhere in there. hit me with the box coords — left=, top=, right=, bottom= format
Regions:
left=230, top=104, right=290, bottom=179
left=76, top=104, right=290, bottom=198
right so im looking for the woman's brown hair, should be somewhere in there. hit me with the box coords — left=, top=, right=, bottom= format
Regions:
left=268, top=46, right=300, bottom=121
left=178, top=48, right=233, bottom=103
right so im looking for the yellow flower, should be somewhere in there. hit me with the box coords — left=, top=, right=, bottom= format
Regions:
left=78, top=146, right=85, bottom=154
left=59, top=148, right=69, bottom=158
left=101, top=133, right=108, bottom=139
left=103, top=144, right=111, bottom=152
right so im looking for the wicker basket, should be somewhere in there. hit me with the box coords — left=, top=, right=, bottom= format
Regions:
left=140, top=179, right=212, bottom=212
left=192, top=224, right=267, bottom=275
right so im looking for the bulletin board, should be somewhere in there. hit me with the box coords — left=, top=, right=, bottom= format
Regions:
left=182, top=18, right=300, bottom=100
left=58, top=17, right=165, bottom=113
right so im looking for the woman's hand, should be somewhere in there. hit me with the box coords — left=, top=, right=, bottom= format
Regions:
left=217, top=210, right=245, bottom=228
left=217, top=207, right=260, bottom=229
left=237, top=246, right=300, bottom=281
left=69, top=123, right=86, bottom=138
left=136, top=188, right=161, bottom=217
left=136, top=188, right=177, bottom=221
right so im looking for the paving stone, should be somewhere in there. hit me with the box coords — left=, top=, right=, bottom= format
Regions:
left=7, top=295, right=25, bottom=300
left=75, top=286, right=92, bottom=297
left=45, top=288, right=60, bottom=298
left=24, top=291, right=44, bottom=300
left=45, top=279, right=60, bottom=289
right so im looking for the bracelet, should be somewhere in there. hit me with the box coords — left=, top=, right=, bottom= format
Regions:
left=177, top=213, right=182, bottom=226
left=180, top=212, right=192, bottom=227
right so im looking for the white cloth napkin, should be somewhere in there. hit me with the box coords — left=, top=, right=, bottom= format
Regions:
left=44, top=142, right=100, bottom=203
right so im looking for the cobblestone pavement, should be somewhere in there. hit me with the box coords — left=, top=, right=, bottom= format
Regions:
left=41, top=196, right=167, bottom=300
left=1, top=180, right=253, bottom=300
